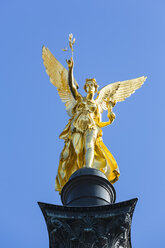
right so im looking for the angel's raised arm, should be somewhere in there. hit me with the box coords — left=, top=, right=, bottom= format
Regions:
left=66, top=58, right=80, bottom=100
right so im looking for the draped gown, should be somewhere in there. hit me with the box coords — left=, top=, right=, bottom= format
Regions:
left=55, top=95, right=120, bottom=193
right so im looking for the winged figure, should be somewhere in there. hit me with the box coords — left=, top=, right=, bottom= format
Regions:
left=42, top=45, right=147, bottom=193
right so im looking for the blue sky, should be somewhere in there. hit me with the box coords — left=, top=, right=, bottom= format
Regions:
left=0, top=0, right=165, bottom=247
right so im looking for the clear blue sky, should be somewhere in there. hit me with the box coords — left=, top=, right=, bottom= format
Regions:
left=0, top=0, right=165, bottom=247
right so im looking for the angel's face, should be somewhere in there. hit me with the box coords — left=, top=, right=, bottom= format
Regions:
left=85, top=81, right=95, bottom=93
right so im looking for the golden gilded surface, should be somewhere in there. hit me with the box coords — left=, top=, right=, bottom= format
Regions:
left=42, top=35, right=147, bottom=193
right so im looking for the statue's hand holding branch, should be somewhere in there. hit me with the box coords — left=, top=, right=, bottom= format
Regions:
left=66, top=57, right=80, bottom=99
left=66, top=57, right=74, bottom=70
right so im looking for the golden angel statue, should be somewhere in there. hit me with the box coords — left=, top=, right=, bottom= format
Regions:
left=42, top=34, right=147, bottom=193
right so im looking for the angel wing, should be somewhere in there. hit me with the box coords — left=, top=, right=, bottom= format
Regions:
left=42, top=46, right=78, bottom=116
left=96, top=76, right=147, bottom=111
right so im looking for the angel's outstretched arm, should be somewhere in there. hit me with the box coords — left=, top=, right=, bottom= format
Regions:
left=97, top=112, right=115, bottom=128
left=96, top=101, right=116, bottom=128
left=67, top=58, right=79, bottom=100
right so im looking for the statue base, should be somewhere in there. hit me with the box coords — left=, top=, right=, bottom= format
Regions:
left=61, top=168, right=116, bottom=206
left=38, top=168, right=137, bottom=248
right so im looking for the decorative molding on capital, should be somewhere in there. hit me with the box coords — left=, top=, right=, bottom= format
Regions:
left=38, top=198, right=137, bottom=248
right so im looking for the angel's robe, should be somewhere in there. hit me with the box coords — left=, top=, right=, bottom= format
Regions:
left=55, top=109, right=120, bottom=193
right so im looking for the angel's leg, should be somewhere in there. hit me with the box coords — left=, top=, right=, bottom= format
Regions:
left=85, top=129, right=97, bottom=168
left=72, top=132, right=83, bottom=168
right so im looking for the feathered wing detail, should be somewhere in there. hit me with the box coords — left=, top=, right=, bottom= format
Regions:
left=42, top=46, right=77, bottom=116
left=96, top=76, right=147, bottom=111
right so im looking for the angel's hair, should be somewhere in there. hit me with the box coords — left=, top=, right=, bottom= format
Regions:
left=84, top=78, right=99, bottom=93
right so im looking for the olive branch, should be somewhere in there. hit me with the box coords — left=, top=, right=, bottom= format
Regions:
left=62, top=33, right=76, bottom=59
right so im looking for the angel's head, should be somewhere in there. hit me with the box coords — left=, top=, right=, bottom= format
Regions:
left=84, top=78, right=99, bottom=94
